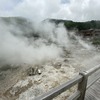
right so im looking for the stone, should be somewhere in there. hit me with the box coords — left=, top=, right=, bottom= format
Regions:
left=27, top=67, right=42, bottom=76
left=37, top=69, right=42, bottom=75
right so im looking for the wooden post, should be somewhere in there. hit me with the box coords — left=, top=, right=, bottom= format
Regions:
left=77, top=71, right=88, bottom=100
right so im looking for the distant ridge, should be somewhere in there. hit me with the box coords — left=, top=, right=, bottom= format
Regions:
left=1, top=17, right=100, bottom=31
left=47, top=19, right=100, bottom=31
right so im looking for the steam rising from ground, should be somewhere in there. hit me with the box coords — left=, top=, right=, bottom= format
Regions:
left=0, top=17, right=96, bottom=69
left=0, top=18, right=71, bottom=66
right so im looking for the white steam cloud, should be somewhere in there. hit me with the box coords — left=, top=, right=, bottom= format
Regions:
left=0, top=0, right=98, bottom=67
left=0, top=17, right=95, bottom=66
left=0, top=18, right=71, bottom=66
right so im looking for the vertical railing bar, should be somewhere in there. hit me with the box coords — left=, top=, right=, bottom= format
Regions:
left=77, top=71, right=88, bottom=100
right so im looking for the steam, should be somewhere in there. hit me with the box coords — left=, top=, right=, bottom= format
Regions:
left=35, top=21, right=70, bottom=47
left=0, top=18, right=69, bottom=66
left=70, top=32, right=94, bottom=50
left=0, top=17, right=96, bottom=67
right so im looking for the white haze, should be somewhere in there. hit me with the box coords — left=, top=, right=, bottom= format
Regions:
left=0, top=18, right=71, bottom=66
left=0, top=17, right=96, bottom=67
left=35, top=21, right=70, bottom=47
left=0, top=0, right=99, bottom=67
left=70, top=32, right=94, bottom=50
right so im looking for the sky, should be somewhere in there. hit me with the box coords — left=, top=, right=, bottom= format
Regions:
left=0, top=0, right=100, bottom=21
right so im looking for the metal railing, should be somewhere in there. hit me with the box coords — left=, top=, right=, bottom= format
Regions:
left=34, top=64, right=100, bottom=100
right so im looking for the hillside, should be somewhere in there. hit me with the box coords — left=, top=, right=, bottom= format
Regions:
left=48, top=19, right=100, bottom=31
left=2, top=17, right=100, bottom=31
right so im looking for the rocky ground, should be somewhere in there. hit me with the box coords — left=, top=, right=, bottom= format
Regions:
left=0, top=54, right=77, bottom=100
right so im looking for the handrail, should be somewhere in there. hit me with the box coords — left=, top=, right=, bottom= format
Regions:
left=84, top=64, right=100, bottom=76
left=87, top=74, right=100, bottom=89
left=34, top=64, right=100, bottom=100
left=34, top=75, right=82, bottom=100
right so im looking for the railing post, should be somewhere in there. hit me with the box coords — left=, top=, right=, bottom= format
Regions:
left=77, top=71, right=88, bottom=100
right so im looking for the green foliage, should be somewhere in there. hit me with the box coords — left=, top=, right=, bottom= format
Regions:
left=49, top=19, right=100, bottom=31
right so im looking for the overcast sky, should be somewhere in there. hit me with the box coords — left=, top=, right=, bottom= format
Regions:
left=0, top=0, right=100, bottom=21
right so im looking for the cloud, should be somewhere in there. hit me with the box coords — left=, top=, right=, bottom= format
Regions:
left=0, top=0, right=100, bottom=21
left=0, top=0, right=22, bottom=11
left=67, top=0, right=100, bottom=21
left=61, top=0, right=70, bottom=4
